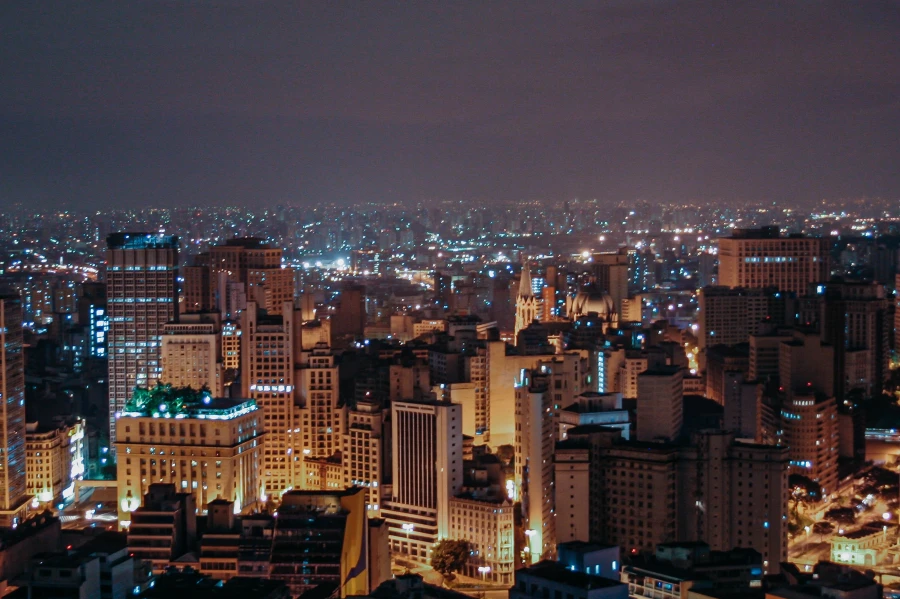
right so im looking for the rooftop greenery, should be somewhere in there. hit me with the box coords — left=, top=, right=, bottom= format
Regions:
left=124, top=382, right=213, bottom=415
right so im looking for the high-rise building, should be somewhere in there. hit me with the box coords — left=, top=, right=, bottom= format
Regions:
left=241, top=301, right=298, bottom=495
left=515, top=263, right=538, bottom=345
left=332, top=283, right=366, bottom=339
left=780, top=392, right=838, bottom=496
left=343, top=399, right=387, bottom=517
left=636, top=366, right=684, bottom=442
left=817, top=279, right=892, bottom=400
left=698, top=286, right=794, bottom=352
left=297, top=343, right=344, bottom=487
left=515, top=369, right=557, bottom=563
left=207, top=238, right=294, bottom=317
left=717, top=227, right=829, bottom=295
left=115, top=392, right=264, bottom=527
left=106, top=233, right=179, bottom=448
left=678, top=431, right=789, bottom=572
left=382, top=399, right=462, bottom=564
left=182, top=254, right=215, bottom=314
left=80, top=282, right=108, bottom=359
left=558, top=428, right=789, bottom=573
left=0, top=294, right=30, bottom=526
left=591, top=248, right=629, bottom=317
left=721, top=372, right=759, bottom=439
left=160, top=315, right=223, bottom=397
left=221, top=320, right=240, bottom=372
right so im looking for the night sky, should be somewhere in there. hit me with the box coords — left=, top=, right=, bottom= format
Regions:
left=2, top=1, right=899, bottom=209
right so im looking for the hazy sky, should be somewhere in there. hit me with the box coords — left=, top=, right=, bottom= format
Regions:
left=2, top=1, right=899, bottom=209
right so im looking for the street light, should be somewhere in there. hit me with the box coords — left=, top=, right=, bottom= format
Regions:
left=478, top=566, right=491, bottom=582
left=524, top=529, right=536, bottom=564
left=402, top=523, right=415, bottom=558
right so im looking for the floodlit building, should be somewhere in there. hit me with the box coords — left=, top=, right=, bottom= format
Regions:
left=161, top=316, right=224, bottom=396
left=115, top=388, right=264, bottom=526
left=25, top=417, right=86, bottom=506
left=448, top=494, right=515, bottom=585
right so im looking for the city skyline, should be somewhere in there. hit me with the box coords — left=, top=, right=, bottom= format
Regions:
left=2, top=1, right=900, bottom=209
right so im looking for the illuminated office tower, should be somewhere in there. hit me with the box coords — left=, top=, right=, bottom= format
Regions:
left=382, top=399, right=462, bottom=564
left=515, top=262, right=538, bottom=344
left=717, top=227, right=828, bottom=294
left=221, top=320, right=241, bottom=372
left=115, top=392, right=264, bottom=528
left=0, top=294, right=29, bottom=526
left=242, top=301, right=298, bottom=495
left=515, top=369, right=556, bottom=563
left=343, top=399, right=387, bottom=516
left=209, top=238, right=294, bottom=316
left=297, top=343, right=343, bottom=486
left=105, top=233, right=179, bottom=450
left=160, top=315, right=223, bottom=397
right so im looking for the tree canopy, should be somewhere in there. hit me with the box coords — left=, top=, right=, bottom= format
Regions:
left=431, top=539, right=471, bottom=580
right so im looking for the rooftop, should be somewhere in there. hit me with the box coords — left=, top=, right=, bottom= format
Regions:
left=118, top=383, right=257, bottom=420
left=519, top=560, right=625, bottom=590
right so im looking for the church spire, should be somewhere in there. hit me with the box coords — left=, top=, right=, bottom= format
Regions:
left=518, top=259, right=533, bottom=298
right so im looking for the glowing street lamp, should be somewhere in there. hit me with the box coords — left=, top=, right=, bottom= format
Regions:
left=478, top=566, right=491, bottom=582
left=402, top=523, right=415, bottom=557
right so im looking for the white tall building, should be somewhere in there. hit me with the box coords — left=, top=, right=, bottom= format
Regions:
left=382, top=399, right=462, bottom=564
left=106, top=233, right=179, bottom=451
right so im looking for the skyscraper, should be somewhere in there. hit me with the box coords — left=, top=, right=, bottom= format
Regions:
left=382, top=399, right=462, bottom=563
left=636, top=366, right=684, bottom=442
left=241, top=301, right=297, bottom=495
left=717, top=227, right=829, bottom=294
left=0, top=294, right=28, bottom=526
left=515, top=369, right=557, bottom=563
left=106, top=233, right=179, bottom=449
left=592, top=248, right=630, bottom=317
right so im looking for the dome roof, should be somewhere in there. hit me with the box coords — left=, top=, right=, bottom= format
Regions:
left=569, top=288, right=616, bottom=320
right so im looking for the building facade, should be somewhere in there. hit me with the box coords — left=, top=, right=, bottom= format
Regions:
left=717, top=227, right=829, bottom=295
left=115, top=393, right=264, bottom=527
left=0, top=294, right=29, bottom=526
left=106, top=233, right=179, bottom=448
